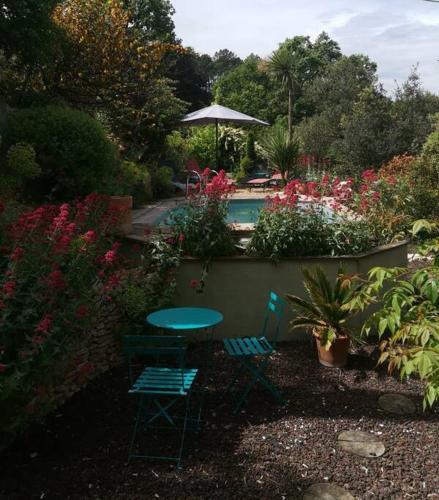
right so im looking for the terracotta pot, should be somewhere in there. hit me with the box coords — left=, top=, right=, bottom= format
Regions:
left=314, top=330, right=350, bottom=368
left=108, top=195, right=133, bottom=235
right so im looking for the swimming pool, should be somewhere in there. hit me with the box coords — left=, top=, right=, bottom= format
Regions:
left=155, top=198, right=335, bottom=225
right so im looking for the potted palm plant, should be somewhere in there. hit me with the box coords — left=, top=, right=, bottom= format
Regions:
left=286, top=266, right=364, bottom=368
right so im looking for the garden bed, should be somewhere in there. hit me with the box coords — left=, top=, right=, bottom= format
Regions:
left=174, top=241, right=408, bottom=339
left=0, top=342, right=437, bottom=499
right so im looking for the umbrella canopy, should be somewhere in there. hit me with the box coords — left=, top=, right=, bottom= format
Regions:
left=181, top=104, right=269, bottom=127
left=181, top=104, right=269, bottom=169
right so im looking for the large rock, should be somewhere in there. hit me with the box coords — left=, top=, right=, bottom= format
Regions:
left=378, top=393, right=416, bottom=415
left=303, top=483, right=355, bottom=500
left=338, top=430, right=385, bottom=458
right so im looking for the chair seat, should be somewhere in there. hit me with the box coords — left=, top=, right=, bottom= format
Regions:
left=223, top=336, right=273, bottom=357
left=129, top=367, right=198, bottom=396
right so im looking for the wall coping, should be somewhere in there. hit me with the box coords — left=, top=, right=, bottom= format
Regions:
left=178, top=240, right=408, bottom=263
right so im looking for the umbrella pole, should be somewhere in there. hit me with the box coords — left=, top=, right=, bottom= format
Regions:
left=215, top=119, right=219, bottom=169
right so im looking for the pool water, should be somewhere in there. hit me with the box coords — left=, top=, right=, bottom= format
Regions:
left=155, top=199, right=334, bottom=225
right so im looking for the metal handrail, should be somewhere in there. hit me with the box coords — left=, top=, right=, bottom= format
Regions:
left=186, top=170, right=202, bottom=198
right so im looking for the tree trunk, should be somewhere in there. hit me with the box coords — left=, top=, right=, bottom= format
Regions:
left=288, top=86, right=293, bottom=141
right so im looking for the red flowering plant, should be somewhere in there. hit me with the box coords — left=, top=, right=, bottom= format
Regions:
left=351, top=167, right=412, bottom=240
left=169, top=168, right=236, bottom=291
left=0, top=194, right=124, bottom=447
left=248, top=173, right=402, bottom=260
left=170, top=169, right=235, bottom=292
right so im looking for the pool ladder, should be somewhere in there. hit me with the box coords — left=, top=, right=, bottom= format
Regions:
left=185, top=170, right=219, bottom=198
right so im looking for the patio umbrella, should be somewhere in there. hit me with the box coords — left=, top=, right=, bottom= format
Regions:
left=181, top=104, right=269, bottom=168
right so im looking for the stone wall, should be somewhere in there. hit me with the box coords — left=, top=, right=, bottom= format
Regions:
left=52, top=301, right=123, bottom=407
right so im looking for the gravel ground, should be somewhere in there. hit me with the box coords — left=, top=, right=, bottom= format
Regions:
left=0, top=342, right=438, bottom=500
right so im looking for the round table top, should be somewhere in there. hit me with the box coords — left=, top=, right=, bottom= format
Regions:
left=146, top=307, right=223, bottom=331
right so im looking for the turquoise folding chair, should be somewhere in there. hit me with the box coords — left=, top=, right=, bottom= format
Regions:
left=223, top=291, right=286, bottom=413
left=123, top=335, right=198, bottom=469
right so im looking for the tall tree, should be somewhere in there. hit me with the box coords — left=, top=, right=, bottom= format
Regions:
left=392, top=67, right=439, bottom=154
left=0, top=0, right=62, bottom=66
left=52, top=0, right=186, bottom=157
left=212, top=49, right=242, bottom=80
left=167, top=48, right=213, bottom=110
left=267, top=46, right=296, bottom=139
left=336, top=87, right=395, bottom=172
left=125, top=0, right=176, bottom=42
left=214, top=54, right=284, bottom=123
left=266, top=34, right=341, bottom=138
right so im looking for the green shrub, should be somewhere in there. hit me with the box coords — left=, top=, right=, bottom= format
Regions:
left=117, top=161, right=153, bottom=207
left=1, top=105, right=120, bottom=200
left=1, top=142, right=41, bottom=193
left=150, top=165, right=175, bottom=199
left=164, top=131, right=191, bottom=173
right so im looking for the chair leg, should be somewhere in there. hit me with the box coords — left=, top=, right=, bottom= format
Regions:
left=128, top=394, right=145, bottom=461
left=225, top=362, right=245, bottom=393
left=177, top=394, right=191, bottom=470
left=233, top=358, right=284, bottom=413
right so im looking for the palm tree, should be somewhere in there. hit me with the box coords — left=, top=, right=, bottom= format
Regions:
left=286, top=266, right=364, bottom=349
left=261, top=126, right=299, bottom=184
left=267, top=47, right=296, bottom=140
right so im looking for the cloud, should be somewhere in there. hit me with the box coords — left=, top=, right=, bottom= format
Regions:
left=329, top=8, right=439, bottom=93
left=172, top=0, right=439, bottom=93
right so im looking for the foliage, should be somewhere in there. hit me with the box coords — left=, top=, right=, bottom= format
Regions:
left=286, top=266, right=364, bottom=349
left=114, top=233, right=181, bottom=330
left=266, top=46, right=297, bottom=137
left=260, top=126, right=300, bottom=182
left=50, top=0, right=186, bottom=157
left=346, top=221, right=439, bottom=409
left=0, top=105, right=119, bottom=200
left=125, top=0, right=176, bottom=42
left=0, top=195, right=124, bottom=446
left=163, top=131, right=192, bottom=173
left=166, top=48, right=213, bottom=111
left=392, top=68, right=439, bottom=155
left=187, top=126, right=217, bottom=167
left=336, top=87, right=395, bottom=173
left=116, top=161, right=153, bottom=207
left=150, top=165, right=174, bottom=199
left=187, top=125, right=250, bottom=171
left=214, top=54, right=284, bottom=124
left=0, top=0, right=63, bottom=68
left=1, top=143, right=41, bottom=193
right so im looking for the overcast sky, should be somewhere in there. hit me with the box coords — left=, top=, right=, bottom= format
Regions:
left=172, top=0, right=439, bottom=94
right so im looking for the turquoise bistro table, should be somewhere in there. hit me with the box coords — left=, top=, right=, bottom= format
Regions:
left=146, top=307, right=223, bottom=426
left=146, top=307, right=223, bottom=370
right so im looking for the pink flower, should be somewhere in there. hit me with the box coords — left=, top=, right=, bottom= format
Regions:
left=178, top=233, right=185, bottom=242
left=76, top=305, right=88, bottom=318
left=0, top=363, right=7, bottom=373
left=35, top=314, right=53, bottom=335
left=10, top=247, right=24, bottom=261
left=190, top=279, right=199, bottom=289
left=54, top=235, right=72, bottom=254
left=47, top=269, right=66, bottom=290
left=32, top=335, right=45, bottom=345
left=3, top=281, right=16, bottom=298
left=82, top=230, right=97, bottom=244
left=104, top=249, right=117, bottom=264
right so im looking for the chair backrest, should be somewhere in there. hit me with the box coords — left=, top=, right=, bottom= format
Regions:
left=122, top=335, right=187, bottom=384
left=261, top=291, right=286, bottom=348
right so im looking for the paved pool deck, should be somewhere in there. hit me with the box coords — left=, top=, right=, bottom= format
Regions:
left=131, top=189, right=270, bottom=236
